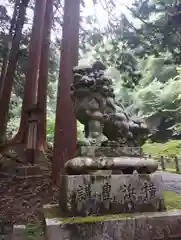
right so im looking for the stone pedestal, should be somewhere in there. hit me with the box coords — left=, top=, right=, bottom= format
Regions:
left=59, top=174, right=165, bottom=217
left=80, top=146, right=143, bottom=157
left=66, top=146, right=158, bottom=174
left=44, top=209, right=181, bottom=240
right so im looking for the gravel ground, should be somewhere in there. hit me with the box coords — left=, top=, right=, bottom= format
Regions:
left=154, top=171, right=181, bottom=194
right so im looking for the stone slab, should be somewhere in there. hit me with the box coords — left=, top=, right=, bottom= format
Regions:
left=44, top=209, right=181, bottom=240
left=59, top=174, right=165, bottom=216
left=12, top=225, right=26, bottom=240
left=80, top=146, right=142, bottom=157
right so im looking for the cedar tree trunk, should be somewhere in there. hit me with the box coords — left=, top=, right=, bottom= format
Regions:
left=0, top=0, right=29, bottom=144
left=0, top=0, right=21, bottom=97
left=11, top=0, right=47, bottom=148
left=36, top=0, right=54, bottom=151
left=52, top=0, right=80, bottom=184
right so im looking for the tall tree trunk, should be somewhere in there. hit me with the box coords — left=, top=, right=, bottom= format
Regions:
left=36, top=0, right=54, bottom=151
left=0, top=40, right=10, bottom=97
left=22, top=0, right=47, bottom=110
left=0, top=0, right=29, bottom=144
left=0, top=0, right=21, bottom=97
left=11, top=0, right=47, bottom=163
left=52, top=0, right=80, bottom=184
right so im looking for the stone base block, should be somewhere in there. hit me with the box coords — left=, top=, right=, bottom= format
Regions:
left=12, top=225, right=26, bottom=240
left=80, top=146, right=142, bottom=157
left=44, top=209, right=181, bottom=240
left=59, top=174, right=165, bottom=217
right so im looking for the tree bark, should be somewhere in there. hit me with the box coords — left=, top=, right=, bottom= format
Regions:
left=22, top=0, right=47, bottom=110
left=52, top=0, right=80, bottom=184
left=0, top=41, right=10, bottom=97
left=0, top=0, right=29, bottom=144
left=10, top=0, right=47, bottom=150
left=0, top=0, right=21, bottom=97
left=36, top=0, right=54, bottom=151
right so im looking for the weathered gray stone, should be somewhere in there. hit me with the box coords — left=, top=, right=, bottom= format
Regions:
left=12, top=225, right=26, bottom=240
left=71, top=61, right=149, bottom=147
left=80, top=146, right=142, bottom=157
left=134, top=210, right=181, bottom=240
left=65, top=156, right=158, bottom=175
left=67, top=146, right=158, bottom=174
left=44, top=209, right=181, bottom=240
left=59, top=174, right=165, bottom=217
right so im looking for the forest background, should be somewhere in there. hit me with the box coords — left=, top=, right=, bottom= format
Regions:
left=1, top=0, right=181, bottom=158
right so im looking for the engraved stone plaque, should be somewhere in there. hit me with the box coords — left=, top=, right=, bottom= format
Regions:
left=59, top=174, right=165, bottom=217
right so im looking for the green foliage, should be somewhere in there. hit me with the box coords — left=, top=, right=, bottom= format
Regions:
left=164, top=191, right=181, bottom=210
left=129, top=0, right=181, bottom=63
left=6, top=117, right=20, bottom=139
left=46, top=116, right=84, bottom=145
left=90, top=40, right=142, bottom=88
left=47, top=116, right=55, bottom=145
left=83, top=36, right=181, bottom=137
left=132, top=67, right=181, bottom=121
left=26, top=221, right=44, bottom=240
left=2, top=0, right=181, bottom=145
left=169, top=122, right=181, bottom=137
left=6, top=93, right=22, bottom=139
left=77, top=121, right=84, bottom=140
left=138, top=54, right=177, bottom=86
left=142, top=140, right=181, bottom=158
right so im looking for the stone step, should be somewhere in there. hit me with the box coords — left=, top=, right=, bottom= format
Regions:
left=11, top=225, right=26, bottom=240
left=44, top=209, right=181, bottom=240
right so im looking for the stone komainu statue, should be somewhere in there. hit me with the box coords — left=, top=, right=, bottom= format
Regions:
left=70, top=61, right=149, bottom=147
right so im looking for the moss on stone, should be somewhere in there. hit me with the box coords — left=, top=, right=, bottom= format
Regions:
left=24, top=191, right=181, bottom=239
left=43, top=204, right=140, bottom=223
left=43, top=191, right=181, bottom=224
left=60, top=213, right=136, bottom=223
